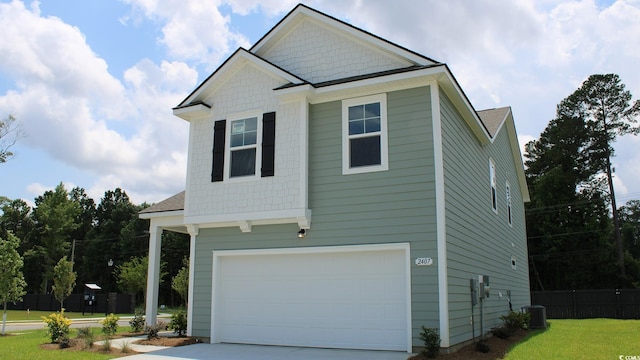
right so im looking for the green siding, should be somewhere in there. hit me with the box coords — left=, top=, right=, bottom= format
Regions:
left=189, top=87, right=440, bottom=346
left=440, top=91, right=530, bottom=345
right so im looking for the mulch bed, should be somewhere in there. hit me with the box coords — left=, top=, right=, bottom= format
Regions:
left=409, top=329, right=530, bottom=360
left=40, top=332, right=199, bottom=357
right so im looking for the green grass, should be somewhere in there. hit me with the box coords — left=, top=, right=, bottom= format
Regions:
left=505, top=319, right=640, bottom=359
left=2, top=309, right=133, bottom=321
left=0, top=328, right=116, bottom=360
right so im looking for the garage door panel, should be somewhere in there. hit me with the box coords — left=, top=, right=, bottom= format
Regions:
left=215, top=247, right=409, bottom=351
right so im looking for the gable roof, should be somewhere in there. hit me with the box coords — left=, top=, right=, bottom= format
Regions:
left=478, top=107, right=530, bottom=202
left=174, top=48, right=306, bottom=113
left=477, top=107, right=510, bottom=137
left=139, top=191, right=185, bottom=214
left=251, top=4, right=439, bottom=66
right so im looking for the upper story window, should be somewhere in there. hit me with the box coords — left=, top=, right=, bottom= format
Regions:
left=342, top=94, right=388, bottom=175
left=211, top=112, right=276, bottom=182
left=506, top=181, right=512, bottom=225
left=229, top=117, right=259, bottom=178
left=489, top=159, right=498, bottom=213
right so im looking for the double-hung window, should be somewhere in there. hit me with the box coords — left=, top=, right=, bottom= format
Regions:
left=489, top=159, right=498, bottom=213
left=342, top=94, right=388, bottom=174
left=506, top=181, right=512, bottom=225
left=229, top=117, right=259, bottom=178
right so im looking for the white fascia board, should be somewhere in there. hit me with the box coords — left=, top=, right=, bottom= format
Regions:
left=139, top=210, right=184, bottom=220
left=437, top=71, right=492, bottom=145
left=184, top=208, right=312, bottom=231
left=173, top=103, right=211, bottom=121
left=505, top=114, right=531, bottom=203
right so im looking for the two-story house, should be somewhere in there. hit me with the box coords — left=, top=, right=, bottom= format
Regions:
left=140, top=4, right=530, bottom=353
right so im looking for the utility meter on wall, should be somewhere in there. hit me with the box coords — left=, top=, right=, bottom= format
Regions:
left=479, top=275, right=490, bottom=299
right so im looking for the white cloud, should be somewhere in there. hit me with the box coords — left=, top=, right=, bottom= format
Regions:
left=0, top=1, right=193, bottom=203
left=120, top=0, right=251, bottom=66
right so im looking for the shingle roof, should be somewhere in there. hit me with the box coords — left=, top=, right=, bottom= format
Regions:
left=477, top=107, right=511, bottom=138
left=139, top=191, right=185, bottom=214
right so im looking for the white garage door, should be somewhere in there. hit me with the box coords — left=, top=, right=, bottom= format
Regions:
left=212, top=244, right=410, bottom=351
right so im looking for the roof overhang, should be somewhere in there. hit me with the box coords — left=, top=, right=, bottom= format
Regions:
left=275, top=64, right=492, bottom=144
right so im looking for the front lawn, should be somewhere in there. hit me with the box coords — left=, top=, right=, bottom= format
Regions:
left=504, top=319, right=640, bottom=359
left=0, top=329, right=116, bottom=360
left=2, top=309, right=130, bottom=321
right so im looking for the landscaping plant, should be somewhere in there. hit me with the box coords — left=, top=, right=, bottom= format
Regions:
left=419, top=326, right=441, bottom=358
left=100, top=313, right=119, bottom=339
left=168, top=310, right=187, bottom=337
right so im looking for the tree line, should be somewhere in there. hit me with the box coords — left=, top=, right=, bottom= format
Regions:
left=525, top=74, right=640, bottom=290
left=0, top=184, right=189, bottom=307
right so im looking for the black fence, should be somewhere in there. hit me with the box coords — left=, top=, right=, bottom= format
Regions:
left=531, top=289, right=640, bottom=319
left=6, top=293, right=135, bottom=315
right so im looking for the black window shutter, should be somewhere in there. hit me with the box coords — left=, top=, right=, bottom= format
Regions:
left=212, top=120, right=226, bottom=182
left=261, top=112, right=276, bottom=177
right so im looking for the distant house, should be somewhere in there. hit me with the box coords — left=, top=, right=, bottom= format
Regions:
left=140, top=4, right=530, bottom=352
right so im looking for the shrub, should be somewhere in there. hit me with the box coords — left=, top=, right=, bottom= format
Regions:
left=121, top=340, right=132, bottom=353
left=168, top=310, right=188, bottom=337
left=100, top=313, right=120, bottom=338
left=145, top=321, right=166, bottom=340
left=501, top=311, right=531, bottom=332
left=76, top=326, right=95, bottom=349
left=101, top=338, right=112, bottom=352
left=58, top=335, right=71, bottom=349
left=419, top=326, right=441, bottom=358
left=130, top=309, right=145, bottom=333
left=490, top=325, right=511, bottom=339
left=476, top=339, right=490, bottom=353
left=41, top=310, right=72, bottom=343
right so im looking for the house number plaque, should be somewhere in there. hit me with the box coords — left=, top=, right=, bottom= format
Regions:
left=415, top=257, right=433, bottom=266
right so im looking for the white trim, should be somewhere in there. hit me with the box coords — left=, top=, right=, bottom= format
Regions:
left=145, top=226, right=162, bottom=328
left=186, top=225, right=198, bottom=336
left=341, top=93, right=389, bottom=175
left=299, top=100, right=310, bottom=213
left=210, top=243, right=412, bottom=352
left=184, top=208, right=311, bottom=229
left=430, top=82, right=450, bottom=348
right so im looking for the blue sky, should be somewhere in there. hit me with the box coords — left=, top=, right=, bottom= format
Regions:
left=1, top=0, right=639, bottom=207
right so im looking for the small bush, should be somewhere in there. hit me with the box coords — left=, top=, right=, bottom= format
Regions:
left=101, top=338, right=111, bottom=352
left=76, top=326, right=95, bottom=349
left=168, top=310, right=188, bottom=337
left=129, top=309, right=146, bottom=333
left=476, top=339, right=490, bottom=353
left=419, top=326, right=441, bottom=358
left=76, top=326, right=92, bottom=338
left=41, top=310, right=72, bottom=343
left=100, top=313, right=120, bottom=338
left=145, top=321, right=166, bottom=340
left=490, top=325, right=511, bottom=339
left=58, top=335, right=71, bottom=349
left=121, top=340, right=132, bottom=353
left=501, top=311, right=530, bottom=332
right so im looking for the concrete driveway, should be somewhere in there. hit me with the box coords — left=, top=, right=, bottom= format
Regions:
left=122, top=343, right=413, bottom=360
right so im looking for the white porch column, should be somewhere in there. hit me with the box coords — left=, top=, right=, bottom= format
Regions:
left=145, top=225, right=162, bottom=326
left=186, top=224, right=198, bottom=336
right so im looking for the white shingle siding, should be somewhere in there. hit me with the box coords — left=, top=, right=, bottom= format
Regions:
left=262, top=19, right=412, bottom=84
left=185, top=64, right=302, bottom=218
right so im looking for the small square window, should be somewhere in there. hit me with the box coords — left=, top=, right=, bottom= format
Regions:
left=342, top=94, right=388, bottom=175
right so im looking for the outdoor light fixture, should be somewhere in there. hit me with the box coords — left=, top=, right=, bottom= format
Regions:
left=297, top=229, right=306, bottom=238
left=108, top=258, right=114, bottom=267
